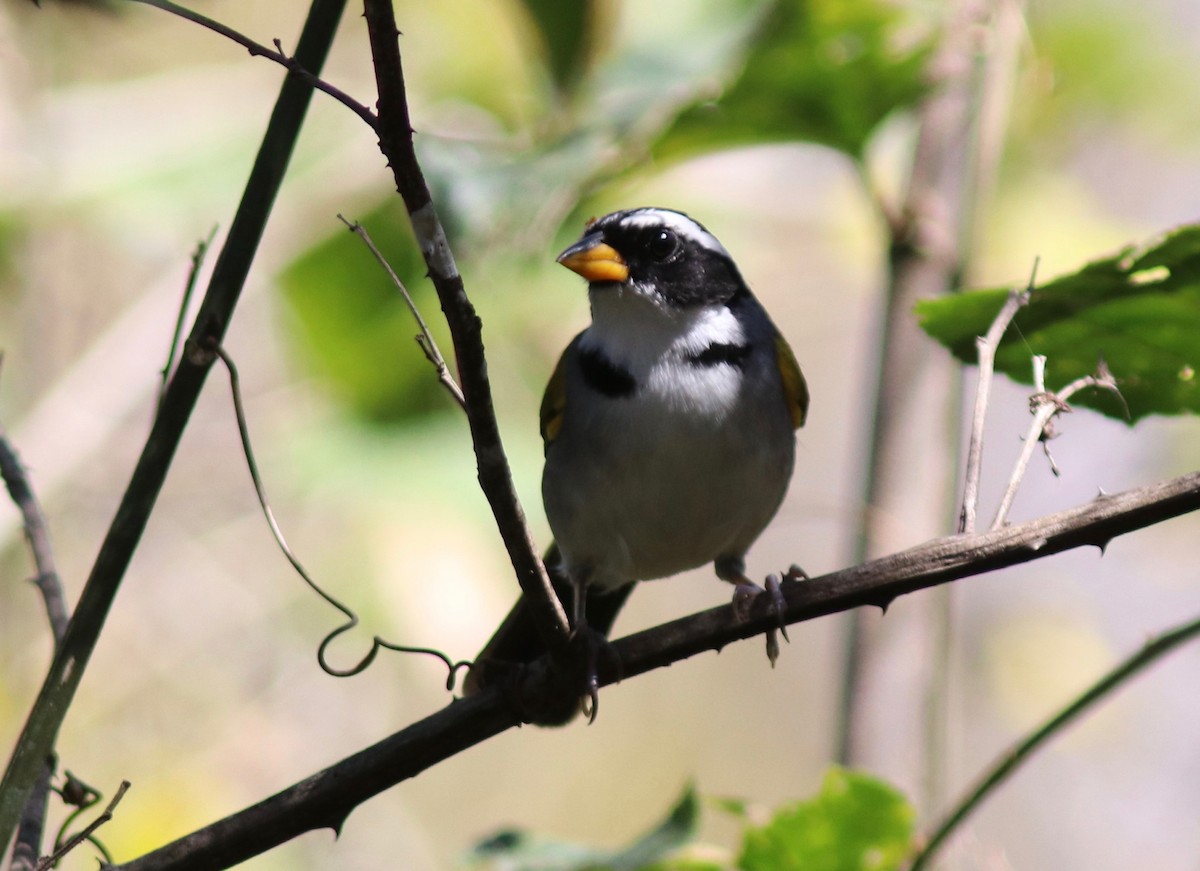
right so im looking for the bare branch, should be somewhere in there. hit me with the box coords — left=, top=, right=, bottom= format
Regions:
left=126, top=0, right=378, bottom=130
left=991, top=358, right=1126, bottom=530
left=0, top=430, right=69, bottom=871
left=361, top=0, right=570, bottom=649
left=0, top=430, right=67, bottom=646
left=336, top=214, right=466, bottom=410
left=35, top=780, right=130, bottom=871
left=959, top=268, right=1034, bottom=533
left=0, top=1, right=348, bottom=854
left=108, top=470, right=1200, bottom=871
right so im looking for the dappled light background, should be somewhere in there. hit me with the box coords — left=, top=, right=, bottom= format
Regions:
left=1, top=0, right=1198, bottom=869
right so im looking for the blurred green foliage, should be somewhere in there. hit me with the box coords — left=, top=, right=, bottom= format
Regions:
left=278, top=201, right=454, bottom=423
left=735, top=770, right=914, bottom=871
left=918, top=224, right=1200, bottom=422
left=280, top=0, right=934, bottom=426
left=467, top=785, right=699, bottom=871
left=657, top=0, right=932, bottom=160
left=464, top=772, right=914, bottom=871
left=518, top=0, right=612, bottom=97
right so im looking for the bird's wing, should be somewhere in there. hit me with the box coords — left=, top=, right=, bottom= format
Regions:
left=539, top=343, right=571, bottom=450
left=774, top=331, right=809, bottom=429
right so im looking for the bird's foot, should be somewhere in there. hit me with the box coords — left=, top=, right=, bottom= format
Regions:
left=731, top=573, right=789, bottom=666
left=567, top=622, right=621, bottom=724
left=491, top=625, right=622, bottom=728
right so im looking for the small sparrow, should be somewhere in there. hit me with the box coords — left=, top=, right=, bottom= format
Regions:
left=469, top=207, right=807, bottom=709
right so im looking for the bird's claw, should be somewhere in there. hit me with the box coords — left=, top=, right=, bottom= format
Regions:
left=568, top=623, right=620, bottom=724
left=784, top=563, right=810, bottom=583
left=731, top=574, right=789, bottom=667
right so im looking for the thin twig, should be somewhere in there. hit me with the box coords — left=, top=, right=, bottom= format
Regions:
left=0, top=430, right=67, bottom=646
left=336, top=215, right=466, bottom=411
left=126, top=0, right=378, bottom=130
left=991, top=358, right=1124, bottom=529
left=909, top=611, right=1200, bottom=871
left=958, top=267, right=1034, bottom=534
left=35, top=780, right=130, bottom=871
left=362, top=0, right=570, bottom=649
left=107, top=470, right=1200, bottom=871
left=0, top=423, right=69, bottom=871
left=0, top=430, right=69, bottom=871
left=839, top=0, right=998, bottom=766
left=0, top=1, right=348, bottom=854
left=210, top=344, right=471, bottom=689
left=8, top=757, right=53, bottom=871
left=158, top=226, right=218, bottom=411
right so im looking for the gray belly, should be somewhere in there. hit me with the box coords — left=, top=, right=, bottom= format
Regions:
left=543, top=384, right=795, bottom=590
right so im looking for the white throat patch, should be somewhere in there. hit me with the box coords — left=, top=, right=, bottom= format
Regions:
left=583, top=294, right=745, bottom=374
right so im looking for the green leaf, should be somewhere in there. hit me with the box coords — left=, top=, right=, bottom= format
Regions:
left=737, top=769, right=914, bottom=871
left=518, top=0, right=612, bottom=96
left=916, top=225, right=1200, bottom=423
left=656, top=0, right=933, bottom=160
left=466, top=785, right=700, bottom=871
left=277, top=201, right=454, bottom=424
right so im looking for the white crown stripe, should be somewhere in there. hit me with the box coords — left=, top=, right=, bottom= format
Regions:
left=617, top=208, right=731, bottom=259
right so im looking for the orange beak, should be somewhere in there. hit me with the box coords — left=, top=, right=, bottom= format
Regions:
left=557, top=238, right=629, bottom=284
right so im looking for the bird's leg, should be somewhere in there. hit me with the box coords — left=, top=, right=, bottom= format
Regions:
left=567, top=579, right=600, bottom=721
left=715, top=556, right=789, bottom=666
left=564, top=576, right=624, bottom=723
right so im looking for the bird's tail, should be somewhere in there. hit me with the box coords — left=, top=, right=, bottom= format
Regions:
left=462, top=543, right=634, bottom=695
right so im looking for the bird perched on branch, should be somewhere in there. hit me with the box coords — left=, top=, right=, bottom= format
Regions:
left=468, top=207, right=808, bottom=715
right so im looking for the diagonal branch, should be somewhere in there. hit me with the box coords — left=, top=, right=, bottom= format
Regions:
left=0, top=431, right=67, bottom=871
left=0, top=0, right=349, bottom=857
left=361, top=0, right=570, bottom=649
left=0, top=430, right=67, bottom=647
left=127, top=0, right=377, bottom=130
left=909, top=609, right=1200, bottom=870
left=108, top=470, right=1200, bottom=871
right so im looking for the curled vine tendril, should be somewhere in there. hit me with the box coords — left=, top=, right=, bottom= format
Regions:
left=209, top=341, right=472, bottom=691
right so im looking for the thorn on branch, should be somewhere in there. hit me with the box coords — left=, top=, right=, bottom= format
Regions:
left=991, top=355, right=1127, bottom=531
left=129, top=0, right=379, bottom=130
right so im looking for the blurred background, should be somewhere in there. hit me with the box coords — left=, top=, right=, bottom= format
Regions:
left=0, top=0, right=1198, bottom=868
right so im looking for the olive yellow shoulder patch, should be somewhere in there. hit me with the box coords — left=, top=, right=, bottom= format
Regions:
left=539, top=347, right=570, bottom=450
left=774, top=333, right=809, bottom=430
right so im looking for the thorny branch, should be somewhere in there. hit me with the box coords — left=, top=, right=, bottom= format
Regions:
left=106, top=469, right=1200, bottom=871
left=0, top=431, right=66, bottom=871
left=0, top=0, right=348, bottom=854
left=0, top=431, right=67, bottom=646
left=991, top=356, right=1124, bottom=529
left=126, top=0, right=570, bottom=660
left=361, top=0, right=570, bottom=648
left=127, top=0, right=378, bottom=129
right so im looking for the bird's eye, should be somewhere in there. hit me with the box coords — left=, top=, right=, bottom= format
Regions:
left=647, top=229, right=678, bottom=262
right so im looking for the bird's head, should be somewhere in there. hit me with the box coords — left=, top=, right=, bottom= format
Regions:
left=556, top=208, right=748, bottom=309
